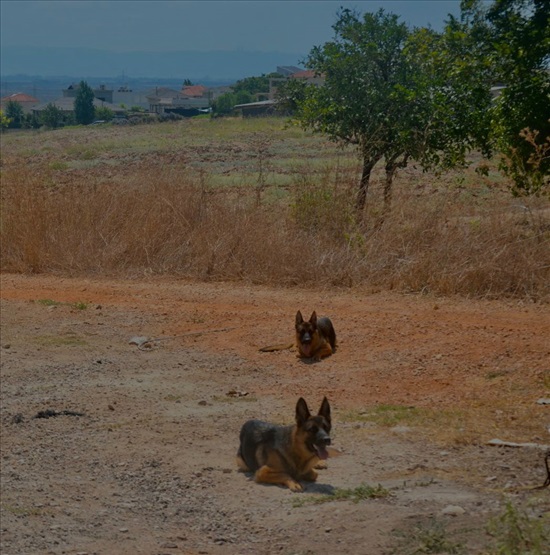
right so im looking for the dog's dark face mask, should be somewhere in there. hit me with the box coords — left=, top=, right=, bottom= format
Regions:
left=295, top=397, right=332, bottom=459
left=295, top=311, right=318, bottom=357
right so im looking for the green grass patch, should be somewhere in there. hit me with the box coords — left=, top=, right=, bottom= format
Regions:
left=2, top=504, right=45, bottom=517
left=49, top=160, right=69, bottom=171
left=485, top=500, right=549, bottom=555
left=35, top=299, right=88, bottom=310
left=292, top=482, right=390, bottom=507
left=392, top=519, right=464, bottom=554
left=35, top=298, right=63, bottom=307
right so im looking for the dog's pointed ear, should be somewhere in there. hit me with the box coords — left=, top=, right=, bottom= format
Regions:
left=318, top=396, right=331, bottom=426
left=296, top=311, right=304, bottom=326
left=309, top=311, right=317, bottom=326
left=295, top=397, right=311, bottom=426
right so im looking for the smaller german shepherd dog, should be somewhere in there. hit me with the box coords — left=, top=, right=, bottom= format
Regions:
left=237, top=397, right=331, bottom=492
left=295, top=310, right=336, bottom=361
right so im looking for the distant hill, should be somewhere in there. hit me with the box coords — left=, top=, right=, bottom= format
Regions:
left=1, top=46, right=305, bottom=81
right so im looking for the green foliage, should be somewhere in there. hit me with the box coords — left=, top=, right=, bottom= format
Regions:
left=40, top=103, right=64, bottom=129
left=399, top=520, right=464, bottom=554
left=484, top=0, right=550, bottom=195
left=292, top=483, right=390, bottom=507
left=22, top=112, right=41, bottom=129
left=288, top=7, right=494, bottom=211
left=213, top=92, right=237, bottom=116
left=232, top=73, right=281, bottom=96
left=4, top=100, right=24, bottom=128
left=0, top=109, right=11, bottom=129
left=94, top=106, right=114, bottom=122
left=74, top=80, right=95, bottom=125
left=486, top=500, right=549, bottom=555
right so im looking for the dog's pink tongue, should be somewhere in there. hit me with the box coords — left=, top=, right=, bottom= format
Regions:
left=316, top=445, right=329, bottom=460
left=301, top=344, right=312, bottom=357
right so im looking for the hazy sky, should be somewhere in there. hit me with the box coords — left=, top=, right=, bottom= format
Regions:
left=1, top=1, right=462, bottom=54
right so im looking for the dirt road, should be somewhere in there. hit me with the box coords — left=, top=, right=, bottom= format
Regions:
left=1, top=274, right=549, bottom=554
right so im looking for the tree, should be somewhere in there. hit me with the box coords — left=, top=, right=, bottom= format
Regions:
left=94, top=106, right=114, bottom=122
left=40, top=103, right=64, bottom=129
left=483, top=0, right=550, bottom=194
left=0, top=110, right=11, bottom=130
left=4, top=100, right=24, bottom=128
left=212, top=92, right=236, bottom=116
left=294, top=9, right=411, bottom=211
left=74, top=81, right=95, bottom=125
left=285, top=8, right=495, bottom=212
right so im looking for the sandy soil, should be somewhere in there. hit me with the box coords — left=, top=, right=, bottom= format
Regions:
left=1, top=273, right=549, bottom=555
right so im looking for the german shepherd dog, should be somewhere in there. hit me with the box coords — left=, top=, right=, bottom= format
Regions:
left=295, top=310, right=336, bottom=361
left=237, top=397, right=332, bottom=492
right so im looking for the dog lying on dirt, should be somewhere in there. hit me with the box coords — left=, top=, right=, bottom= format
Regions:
left=236, top=397, right=332, bottom=492
left=295, top=310, right=336, bottom=361
left=259, top=310, right=336, bottom=361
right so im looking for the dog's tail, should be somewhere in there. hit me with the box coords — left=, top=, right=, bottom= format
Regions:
left=259, top=342, right=294, bottom=353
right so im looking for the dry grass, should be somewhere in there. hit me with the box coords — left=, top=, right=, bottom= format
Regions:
left=1, top=118, right=549, bottom=301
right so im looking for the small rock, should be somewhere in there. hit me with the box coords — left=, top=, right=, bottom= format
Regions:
left=2, top=344, right=10, bottom=349
left=160, top=542, right=178, bottom=549
left=441, top=505, right=466, bottom=516
left=536, top=398, right=550, bottom=405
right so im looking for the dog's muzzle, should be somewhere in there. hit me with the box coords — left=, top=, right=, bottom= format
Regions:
left=313, top=430, right=331, bottom=460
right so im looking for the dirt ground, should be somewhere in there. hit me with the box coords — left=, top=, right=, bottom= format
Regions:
left=1, top=273, right=549, bottom=555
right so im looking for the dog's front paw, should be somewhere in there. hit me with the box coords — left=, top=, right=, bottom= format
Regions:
left=287, top=480, right=304, bottom=492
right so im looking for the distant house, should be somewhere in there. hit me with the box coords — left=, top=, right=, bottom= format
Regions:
left=146, top=85, right=210, bottom=116
left=233, top=99, right=279, bottom=118
left=236, top=66, right=325, bottom=116
left=289, top=69, right=325, bottom=87
left=1, top=92, right=40, bottom=114
left=181, top=84, right=209, bottom=98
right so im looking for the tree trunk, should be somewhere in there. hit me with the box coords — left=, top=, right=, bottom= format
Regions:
left=356, top=157, right=376, bottom=211
left=383, top=160, right=397, bottom=214
left=383, top=154, right=409, bottom=215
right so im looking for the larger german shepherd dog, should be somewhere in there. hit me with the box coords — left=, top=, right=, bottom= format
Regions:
left=295, top=310, right=336, bottom=361
left=237, top=397, right=332, bottom=492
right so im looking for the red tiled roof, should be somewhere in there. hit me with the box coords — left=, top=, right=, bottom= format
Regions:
left=1, top=92, right=39, bottom=103
left=290, top=70, right=317, bottom=79
left=181, top=85, right=208, bottom=98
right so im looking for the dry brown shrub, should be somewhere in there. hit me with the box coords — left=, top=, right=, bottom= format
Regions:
left=1, top=161, right=549, bottom=301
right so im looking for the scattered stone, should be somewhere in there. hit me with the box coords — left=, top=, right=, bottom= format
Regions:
left=128, top=336, right=150, bottom=346
left=226, top=388, right=249, bottom=397
left=3, top=344, right=11, bottom=349
left=488, top=438, right=550, bottom=450
left=160, top=541, right=178, bottom=549
left=34, top=409, right=84, bottom=419
left=537, top=398, right=550, bottom=405
left=11, top=414, right=24, bottom=424
left=441, top=505, right=466, bottom=516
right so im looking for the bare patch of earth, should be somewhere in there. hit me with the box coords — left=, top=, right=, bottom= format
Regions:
left=1, top=274, right=549, bottom=555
